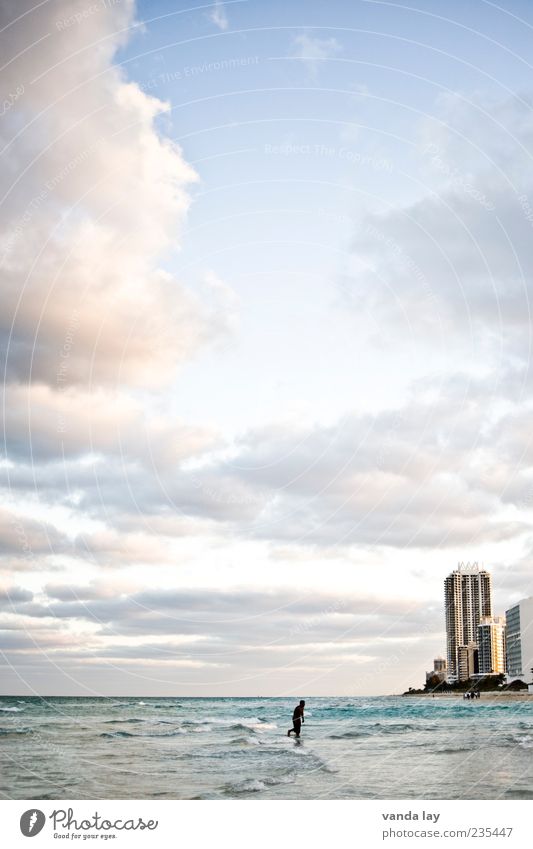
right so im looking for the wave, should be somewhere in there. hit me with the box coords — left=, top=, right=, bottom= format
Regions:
left=287, top=746, right=336, bottom=774
left=0, top=726, right=33, bottom=736
left=224, top=774, right=295, bottom=794
left=223, top=716, right=272, bottom=726
left=329, top=730, right=370, bottom=739
left=101, top=726, right=187, bottom=739
left=229, top=735, right=262, bottom=746
left=329, top=722, right=432, bottom=739
left=436, top=746, right=475, bottom=754
left=103, top=719, right=145, bottom=725
left=320, top=705, right=359, bottom=713
left=0, top=706, right=24, bottom=712
left=226, top=720, right=276, bottom=733
left=374, top=722, right=426, bottom=733
left=142, top=729, right=187, bottom=737
left=504, top=788, right=533, bottom=799
left=516, top=735, right=533, bottom=749
left=227, top=723, right=259, bottom=734
left=498, top=732, right=533, bottom=750
left=180, top=717, right=276, bottom=733
left=100, top=731, right=136, bottom=738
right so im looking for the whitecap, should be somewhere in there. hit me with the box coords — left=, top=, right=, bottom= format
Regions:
left=226, top=774, right=295, bottom=794
left=0, top=706, right=24, bottom=712
left=229, top=735, right=262, bottom=746
left=235, top=779, right=266, bottom=793
left=201, top=716, right=275, bottom=729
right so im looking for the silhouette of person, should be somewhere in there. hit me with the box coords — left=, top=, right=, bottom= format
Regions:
left=287, top=700, right=305, bottom=738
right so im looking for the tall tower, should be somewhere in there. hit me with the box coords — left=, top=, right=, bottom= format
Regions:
left=444, top=564, right=492, bottom=680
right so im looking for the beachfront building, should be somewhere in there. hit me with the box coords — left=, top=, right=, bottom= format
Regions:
left=477, top=616, right=506, bottom=675
left=433, top=657, right=447, bottom=675
left=444, top=564, right=492, bottom=681
left=457, top=642, right=478, bottom=682
left=505, top=596, right=533, bottom=686
left=425, top=656, right=447, bottom=685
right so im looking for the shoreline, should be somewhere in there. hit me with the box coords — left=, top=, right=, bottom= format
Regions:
left=402, top=691, right=533, bottom=701
left=2, top=692, right=532, bottom=701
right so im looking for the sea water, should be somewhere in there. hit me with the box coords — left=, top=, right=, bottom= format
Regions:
left=1, top=696, right=532, bottom=799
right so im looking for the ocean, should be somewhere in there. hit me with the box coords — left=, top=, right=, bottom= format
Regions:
left=1, top=695, right=532, bottom=800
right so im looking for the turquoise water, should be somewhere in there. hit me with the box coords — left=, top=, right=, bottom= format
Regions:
left=1, top=696, right=532, bottom=799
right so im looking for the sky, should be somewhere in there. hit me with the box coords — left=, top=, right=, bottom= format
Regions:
left=1, top=0, right=533, bottom=696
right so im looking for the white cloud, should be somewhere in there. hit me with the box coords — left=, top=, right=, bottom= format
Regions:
left=1, top=583, right=435, bottom=694
left=290, top=33, right=342, bottom=77
left=208, top=1, right=228, bottom=31
left=2, top=383, right=218, bottom=466
left=346, top=91, right=533, bottom=364
left=0, top=0, right=226, bottom=390
left=0, top=506, right=71, bottom=558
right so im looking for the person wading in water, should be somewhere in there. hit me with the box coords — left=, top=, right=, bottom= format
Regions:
left=287, top=700, right=305, bottom=738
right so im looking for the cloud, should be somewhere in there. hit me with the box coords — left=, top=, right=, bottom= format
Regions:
left=345, top=91, right=533, bottom=364
left=73, top=526, right=189, bottom=569
left=2, top=383, right=218, bottom=466
left=208, top=1, right=229, bottom=31
left=290, top=33, right=342, bottom=77
left=0, top=586, right=33, bottom=606
left=129, top=384, right=525, bottom=549
left=0, top=583, right=435, bottom=693
left=0, top=0, right=226, bottom=390
left=5, top=583, right=429, bottom=642
left=0, top=507, right=72, bottom=559
left=4, top=375, right=531, bottom=553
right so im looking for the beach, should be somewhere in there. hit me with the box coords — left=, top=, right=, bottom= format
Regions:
left=1, top=695, right=532, bottom=800
left=403, top=692, right=533, bottom=702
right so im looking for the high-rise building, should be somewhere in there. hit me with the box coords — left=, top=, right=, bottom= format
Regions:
left=457, top=642, right=478, bottom=681
left=505, top=596, right=533, bottom=685
left=425, top=656, right=447, bottom=685
left=444, top=564, right=492, bottom=681
left=477, top=616, right=506, bottom=675
left=433, top=657, right=447, bottom=675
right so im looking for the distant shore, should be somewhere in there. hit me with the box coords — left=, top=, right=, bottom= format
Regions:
left=402, top=691, right=533, bottom=701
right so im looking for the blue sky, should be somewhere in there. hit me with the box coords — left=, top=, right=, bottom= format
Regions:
left=1, top=0, right=533, bottom=696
